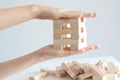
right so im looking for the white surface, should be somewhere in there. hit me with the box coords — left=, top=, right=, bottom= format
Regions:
left=4, top=56, right=120, bottom=80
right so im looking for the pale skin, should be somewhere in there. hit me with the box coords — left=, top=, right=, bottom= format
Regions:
left=0, top=4, right=100, bottom=79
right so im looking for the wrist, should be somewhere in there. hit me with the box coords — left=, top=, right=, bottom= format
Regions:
left=28, top=4, right=40, bottom=19
left=31, top=50, right=47, bottom=64
left=32, top=49, right=55, bottom=64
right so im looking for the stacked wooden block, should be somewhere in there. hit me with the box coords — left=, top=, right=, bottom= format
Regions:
left=53, top=18, right=87, bottom=50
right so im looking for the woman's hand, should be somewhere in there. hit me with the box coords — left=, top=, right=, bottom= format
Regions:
left=31, top=5, right=98, bottom=20
left=34, top=44, right=100, bottom=63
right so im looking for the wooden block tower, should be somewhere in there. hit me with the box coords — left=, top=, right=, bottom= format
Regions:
left=53, top=18, right=87, bottom=50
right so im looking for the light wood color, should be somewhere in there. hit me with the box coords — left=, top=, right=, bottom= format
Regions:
left=61, top=63, right=77, bottom=79
left=106, top=62, right=116, bottom=74
left=54, top=39, right=80, bottom=45
left=54, top=28, right=79, bottom=34
left=89, top=64, right=105, bottom=80
left=53, top=18, right=87, bottom=50
left=78, top=73, right=92, bottom=80
left=53, top=18, right=79, bottom=24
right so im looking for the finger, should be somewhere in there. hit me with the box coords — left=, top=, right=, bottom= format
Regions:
left=81, top=44, right=100, bottom=52
left=64, top=44, right=100, bottom=54
left=93, top=12, right=98, bottom=17
left=83, top=12, right=98, bottom=18
left=65, top=10, right=97, bottom=18
left=59, top=12, right=79, bottom=19
left=47, top=44, right=53, bottom=47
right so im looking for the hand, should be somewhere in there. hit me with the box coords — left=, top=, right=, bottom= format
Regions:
left=31, top=5, right=98, bottom=20
left=34, top=44, right=100, bottom=63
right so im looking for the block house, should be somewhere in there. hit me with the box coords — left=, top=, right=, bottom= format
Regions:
left=53, top=18, right=87, bottom=50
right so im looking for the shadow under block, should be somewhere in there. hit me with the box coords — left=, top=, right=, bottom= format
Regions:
left=53, top=18, right=87, bottom=50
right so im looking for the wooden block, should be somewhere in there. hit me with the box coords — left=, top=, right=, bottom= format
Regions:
left=80, top=18, right=86, bottom=22
left=55, top=66, right=66, bottom=78
left=71, top=34, right=79, bottom=39
left=80, top=28, right=87, bottom=35
left=70, top=43, right=87, bottom=50
left=53, top=28, right=62, bottom=34
left=40, top=68, right=56, bottom=76
left=62, top=23, right=70, bottom=29
left=53, top=45, right=62, bottom=50
left=77, top=73, right=92, bottom=80
left=56, top=66, right=66, bottom=74
left=85, top=79, right=92, bottom=80
left=70, top=23, right=79, bottom=29
left=54, top=39, right=80, bottom=45
left=54, top=28, right=78, bottom=34
left=53, top=18, right=86, bottom=25
left=67, top=62, right=76, bottom=69
left=80, top=27, right=84, bottom=33
left=62, top=34, right=71, bottom=39
left=71, top=34, right=87, bottom=39
left=54, top=34, right=61, bottom=40
left=104, top=74, right=117, bottom=80
left=72, top=63, right=84, bottom=75
left=70, top=44, right=79, bottom=50
left=29, top=72, right=47, bottom=80
left=95, top=60, right=108, bottom=70
left=81, top=63, right=90, bottom=73
left=29, top=73, right=40, bottom=80
left=53, top=18, right=79, bottom=24
left=61, top=63, right=77, bottom=80
left=89, top=64, right=105, bottom=80
left=71, top=61, right=78, bottom=68
left=117, top=73, right=120, bottom=78
left=29, top=76, right=40, bottom=80
left=115, top=64, right=120, bottom=73
left=53, top=24, right=61, bottom=29
left=106, top=62, right=116, bottom=74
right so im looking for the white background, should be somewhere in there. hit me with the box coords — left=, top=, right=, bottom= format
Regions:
left=0, top=0, right=120, bottom=67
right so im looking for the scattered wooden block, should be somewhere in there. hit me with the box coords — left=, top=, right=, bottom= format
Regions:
left=80, top=63, right=90, bottom=73
left=56, top=66, right=66, bottom=78
left=77, top=73, right=92, bottom=80
left=89, top=64, right=105, bottom=80
left=106, top=62, right=116, bottom=74
left=117, top=73, right=120, bottom=78
left=104, top=74, right=117, bottom=80
left=72, top=63, right=84, bottom=76
left=61, top=62, right=77, bottom=80
left=29, top=72, right=47, bottom=80
left=115, top=64, right=120, bottom=73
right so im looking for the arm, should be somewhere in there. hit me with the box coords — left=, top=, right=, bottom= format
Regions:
left=0, top=44, right=100, bottom=79
left=0, top=4, right=99, bottom=79
left=0, top=5, right=34, bottom=30
left=0, top=4, right=97, bottom=30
